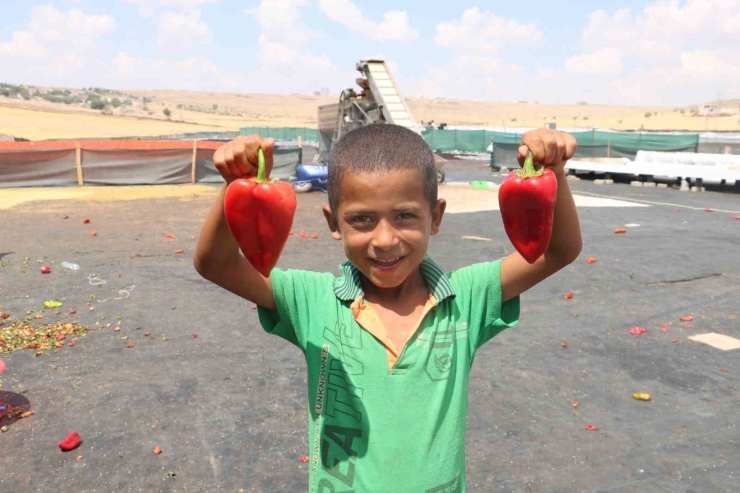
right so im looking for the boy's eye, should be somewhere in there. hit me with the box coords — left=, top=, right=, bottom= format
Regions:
left=352, top=215, right=373, bottom=224
left=398, top=212, right=415, bottom=220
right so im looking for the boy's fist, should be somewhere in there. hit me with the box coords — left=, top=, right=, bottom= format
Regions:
left=213, top=135, right=275, bottom=184
left=517, top=129, right=577, bottom=175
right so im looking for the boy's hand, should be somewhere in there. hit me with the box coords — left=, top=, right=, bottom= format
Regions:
left=517, top=129, right=577, bottom=176
left=501, top=128, right=582, bottom=302
left=213, top=135, right=275, bottom=184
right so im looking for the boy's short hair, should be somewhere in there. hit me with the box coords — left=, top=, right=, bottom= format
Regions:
left=328, top=124, right=437, bottom=215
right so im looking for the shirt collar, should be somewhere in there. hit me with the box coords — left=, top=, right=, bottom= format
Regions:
left=333, top=255, right=456, bottom=302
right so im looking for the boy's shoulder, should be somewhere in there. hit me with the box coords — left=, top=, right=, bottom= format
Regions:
left=445, top=259, right=510, bottom=310
left=270, top=264, right=347, bottom=302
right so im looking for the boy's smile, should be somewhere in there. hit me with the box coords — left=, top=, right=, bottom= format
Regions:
left=323, top=169, right=446, bottom=296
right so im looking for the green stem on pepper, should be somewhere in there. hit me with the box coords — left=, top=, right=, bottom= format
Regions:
left=255, top=148, right=268, bottom=182
left=516, top=151, right=544, bottom=179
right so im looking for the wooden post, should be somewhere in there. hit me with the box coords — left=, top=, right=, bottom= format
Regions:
left=75, top=142, right=84, bottom=185
left=191, top=140, right=197, bottom=183
left=297, top=135, right=303, bottom=165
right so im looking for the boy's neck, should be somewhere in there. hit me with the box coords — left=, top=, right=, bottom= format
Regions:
left=360, top=268, right=428, bottom=305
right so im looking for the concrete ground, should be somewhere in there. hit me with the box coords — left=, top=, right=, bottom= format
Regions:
left=0, top=160, right=738, bottom=492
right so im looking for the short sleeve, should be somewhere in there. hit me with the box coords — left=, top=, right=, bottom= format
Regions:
left=257, top=268, right=335, bottom=352
left=447, top=260, right=520, bottom=353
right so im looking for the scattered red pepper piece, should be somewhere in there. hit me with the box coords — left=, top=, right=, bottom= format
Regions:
left=126, top=343, right=134, bottom=348
left=298, top=232, right=310, bottom=239
left=76, top=455, right=83, bottom=461
left=585, top=424, right=599, bottom=431
left=561, top=341, right=569, bottom=348
left=629, top=327, right=647, bottom=336
left=680, top=315, right=693, bottom=322
left=732, top=216, right=740, bottom=220
left=299, top=455, right=309, bottom=463
left=165, top=233, right=175, bottom=239
left=1, top=313, right=8, bottom=319
left=311, top=233, right=318, bottom=239
left=718, top=367, right=728, bottom=373
left=224, top=148, right=297, bottom=277
left=68, top=342, right=74, bottom=347
left=144, top=332, right=150, bottom=337
left=289, top=231, right=294, bottom=235
left=154, top=446, right=162, bottom=455
left=58, top=431, right=81, bottom=451
left=55, top=333, right=66, bottom=341
left=174, top=249, right=184, bottom=254
left=20, top=411, right=35, bottom=418
left=40, top=266, right=51, bottom=274
left=586, top=257, right=597, bottom=264
left=0, top=359, right=5, bottom=374
left=613, top=228, right=627, bottom=234
left=190, top=334, right=197, bottom=339
left=498, top=151, right=557, bottom=264
left=68, top=308, right=76, bottom=315
left=63, top=215, right=70, bottom=219
left=704, top=208, right=713, bottom=212
left=572, top=401, right=579, bottom=409
left=90, top=231, right=97, bottom=237
left=564, top=292, right=573, bottom=300
left=83, top=219, right=90, bottom=224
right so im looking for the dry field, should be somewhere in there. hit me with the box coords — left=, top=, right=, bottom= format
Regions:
left=1, top=87, right=739, bottom=141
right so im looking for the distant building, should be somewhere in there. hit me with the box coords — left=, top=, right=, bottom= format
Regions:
left=700, top=103, right=738, bottom=115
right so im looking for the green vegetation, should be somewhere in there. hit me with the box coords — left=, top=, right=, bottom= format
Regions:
left=163, top=108, right=171, bottom=118
left=0, top=83, right=31, bottom=100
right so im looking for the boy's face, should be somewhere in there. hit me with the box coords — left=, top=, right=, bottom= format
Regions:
left=323, top=169, right=446, bottom=290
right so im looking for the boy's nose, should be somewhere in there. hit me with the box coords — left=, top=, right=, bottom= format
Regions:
left=371, top=220, right=400, bottom=250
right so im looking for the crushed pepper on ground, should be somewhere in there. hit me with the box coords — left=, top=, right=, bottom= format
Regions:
left=1, top=322, right=88, bottom=354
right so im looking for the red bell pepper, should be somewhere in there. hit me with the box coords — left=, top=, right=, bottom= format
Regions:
left=498, top=151, right=557, bottom=264
left=224, top=148, right=296, bottom=277
left=58, top=431, right=82, bottom=451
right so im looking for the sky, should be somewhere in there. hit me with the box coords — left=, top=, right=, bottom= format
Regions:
left=0, top=0, right=738, bottom=106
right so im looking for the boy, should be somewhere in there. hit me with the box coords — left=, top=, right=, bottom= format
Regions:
left=194, top=124, right=581, bottom=492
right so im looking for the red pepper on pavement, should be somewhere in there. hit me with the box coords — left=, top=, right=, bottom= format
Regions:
left=224, top=148, right=296, bottom=277
left=498, top=151, right=558, bottom=264
left=58, top=431, right=82, bottom=451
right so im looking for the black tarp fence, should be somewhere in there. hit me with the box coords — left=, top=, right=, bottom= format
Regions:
left=0, top=143, right=303, bottom=188
left=0, top=149, right=79, bottom=187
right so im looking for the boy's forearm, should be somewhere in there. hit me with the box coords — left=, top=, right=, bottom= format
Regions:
left=194, top=184, right=240, bottom=272
left=545, top=172, right=582, bottom=263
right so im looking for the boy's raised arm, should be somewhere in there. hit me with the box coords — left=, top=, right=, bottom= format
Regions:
left=501, top=129, right=583, bottom=302
left=193, top=136, right=276, bottom=310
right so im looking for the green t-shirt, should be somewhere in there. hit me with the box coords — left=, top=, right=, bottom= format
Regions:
left=258, top=256, right=520, bottom=493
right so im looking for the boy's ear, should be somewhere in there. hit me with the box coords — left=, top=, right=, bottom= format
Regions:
left=430, top=198, right=446, bottom=235
left=322, top=204, right=342, bottom=240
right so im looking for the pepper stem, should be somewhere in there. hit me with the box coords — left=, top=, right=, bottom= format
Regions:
left=256, top=148, right=267, bottom=182
left=516, top=151, right=544, bottom=179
